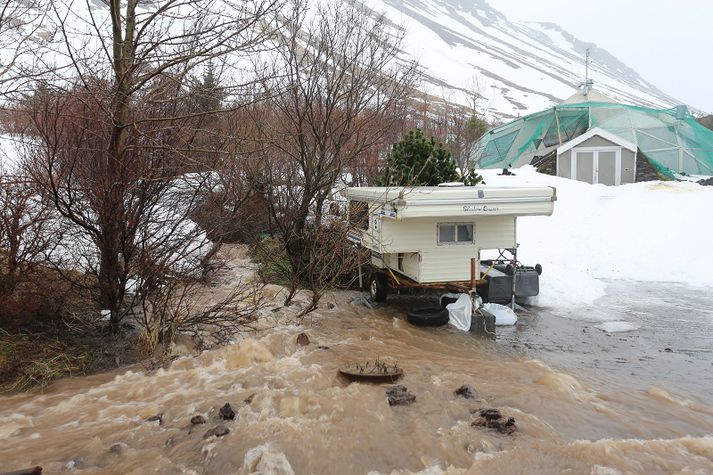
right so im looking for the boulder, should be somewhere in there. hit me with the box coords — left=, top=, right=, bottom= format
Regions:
left=296, top=333, right=310, bottom=346
left=203, top=425, right=230, bottom=439
left=454, top=385, right=476, bottom=399
left=386, top=385, right=416, bottom=406
left=190, top=415, right=206, bottom=425
left=219, top=403, right=235, bottom=420
left=146, top=413, right=163, bottom=425
left=472, top=408, right=516, bottom=434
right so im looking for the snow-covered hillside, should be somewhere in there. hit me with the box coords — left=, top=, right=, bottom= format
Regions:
left=1, top=0, right=688, bottom=121
left=361, top=0, right=683, bottom=119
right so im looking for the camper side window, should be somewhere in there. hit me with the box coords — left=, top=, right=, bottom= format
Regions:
left=437, top=223, right=474, bottom=245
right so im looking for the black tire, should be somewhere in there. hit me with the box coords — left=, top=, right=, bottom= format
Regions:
left=535, top=263, right=543, bottom=275
left=369, top=272, right=388, bottom=302
left=407, top=307, right=449, bottom=327
left=440, top=296, right=458, bottom=308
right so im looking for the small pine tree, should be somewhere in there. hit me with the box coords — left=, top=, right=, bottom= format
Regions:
left=376, top=129, right=484, bottom=186
left=466, top=114, right=489, bottom=143
left=187, top=62, right=226, bottom=114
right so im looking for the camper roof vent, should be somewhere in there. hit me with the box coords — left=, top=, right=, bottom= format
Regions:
left=437, top=182, right=465, bottom=187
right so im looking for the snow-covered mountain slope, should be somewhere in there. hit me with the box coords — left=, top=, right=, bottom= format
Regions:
left=2, top=0, right=686, bottom=122
left=361, top=0, right=683, bottom=120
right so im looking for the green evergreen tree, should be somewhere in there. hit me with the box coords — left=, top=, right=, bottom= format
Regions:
left=376, top=129, right=484, bottom=186
left=187, top=62, right=226, bottom=114
left=466, top=114, right=489, bottom=142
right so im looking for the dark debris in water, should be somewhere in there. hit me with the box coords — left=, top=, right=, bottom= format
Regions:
left=296, top=332, right=310, bottom=346
left=471, top=408, right=517, bottom=435
left=146, top=413, right=163, bottom=425
left=454, top=384, right=476, bottom=399
left=203, top=425, right=230, bottom=439
left=344, top=359, right=401, bottom=375
left=219, top=403, right=235, bottom=420
left=339, top=359, right=403, bottom=383
left=386, top=385, right=416, bottom=406
left=190, top=415, right=206, bottom=425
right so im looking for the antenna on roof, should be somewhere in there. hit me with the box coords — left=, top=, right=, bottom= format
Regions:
left=578, top=48, right=594, bottom=97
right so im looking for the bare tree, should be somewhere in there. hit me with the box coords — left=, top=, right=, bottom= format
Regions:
left=0, top=173, right=57, bottom=301
left=0, top=0, right=53, bottom=99
left=244, top=0, right=417, bottom=308
left=24, top=0, right=281, bottom=333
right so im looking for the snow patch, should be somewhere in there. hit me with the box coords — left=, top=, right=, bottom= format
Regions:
left=479, top=166, right=713, bottom=311
left=596, top=321, right=640, bottom=333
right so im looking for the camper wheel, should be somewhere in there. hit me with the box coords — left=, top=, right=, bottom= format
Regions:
left=369, top=272, right=389, bottom=302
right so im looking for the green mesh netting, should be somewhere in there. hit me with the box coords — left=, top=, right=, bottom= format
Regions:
left=472, top=102, right=713, bottom=177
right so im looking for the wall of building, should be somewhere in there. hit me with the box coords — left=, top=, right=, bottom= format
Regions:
left=557, top=134, right=636, bottom=185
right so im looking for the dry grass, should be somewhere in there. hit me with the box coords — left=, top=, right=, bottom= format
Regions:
left=0, top=329, right=92, bottom=393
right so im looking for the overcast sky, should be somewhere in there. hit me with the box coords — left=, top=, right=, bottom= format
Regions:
left=492, top=0, right=712, bottom=113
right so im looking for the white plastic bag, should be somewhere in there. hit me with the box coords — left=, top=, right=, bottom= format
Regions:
left=482, top=302, right=518, bottom=326
left=440, top=293, right=461, bottom=307
left=446, top=293, right=472, bottom=331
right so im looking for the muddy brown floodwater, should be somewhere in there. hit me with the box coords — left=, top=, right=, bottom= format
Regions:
left=1, top=283, right=713, bottom=473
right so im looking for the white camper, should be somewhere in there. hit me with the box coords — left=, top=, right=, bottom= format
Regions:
left=344, top=184, right=556, bottom=302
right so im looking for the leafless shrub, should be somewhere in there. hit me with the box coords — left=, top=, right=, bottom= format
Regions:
left=296, top=220, right=369, bottom=317
left=134, top=276, right=265, bottom=354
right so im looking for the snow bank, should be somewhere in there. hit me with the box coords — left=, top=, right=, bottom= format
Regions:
left=0, top=135, right=22, bottom=173
left=596, top=321, right=640, bottom=333
left=479, top=166, right=713, bottom=310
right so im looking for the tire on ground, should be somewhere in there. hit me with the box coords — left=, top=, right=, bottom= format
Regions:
left=407, top=307, right=450, bottom=327
left=369, top=272, right=388, bottom=302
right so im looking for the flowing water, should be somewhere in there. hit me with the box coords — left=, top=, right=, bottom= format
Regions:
left=1, top=254, right=713, bottom=474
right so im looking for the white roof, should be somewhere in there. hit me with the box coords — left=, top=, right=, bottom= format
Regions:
left=345, top=185, right=556, bottom=218
left=561, top=89, right=618, bottom=105
left=345, top=185, right=554, bottom=202
left=557, top=127, right=637, bottom=155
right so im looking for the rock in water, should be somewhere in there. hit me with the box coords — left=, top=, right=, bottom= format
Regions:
left=477, top=408, right=502, bottom=420
left=386, top=385, right=416, bottom=406
left=296, top=332, right=310, bottom=346
left=146, top=413, right=163, bottom=425
left=219, top=403, right=235, bottom=420
left=109, top=443, right=124, bottom=455
left=191, top=415, right=206, bottom=425
left=472, top=408, right=516, bottom=434
left=454, top=384, right=476, bottom=399
left=203, top=425, right=230, bottom=439
left=244, top=394, right=255, bottom=404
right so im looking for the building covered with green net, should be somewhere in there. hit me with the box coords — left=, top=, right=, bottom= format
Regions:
left=471, top=90, right=713, bottom=185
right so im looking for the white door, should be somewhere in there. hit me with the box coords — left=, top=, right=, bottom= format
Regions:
left=572, top=148, right=622, bottom=185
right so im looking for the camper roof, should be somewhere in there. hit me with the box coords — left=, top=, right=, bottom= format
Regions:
left=344, top=186, right=556, bottom=218
left=345, top=186, right=555, bottom=203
